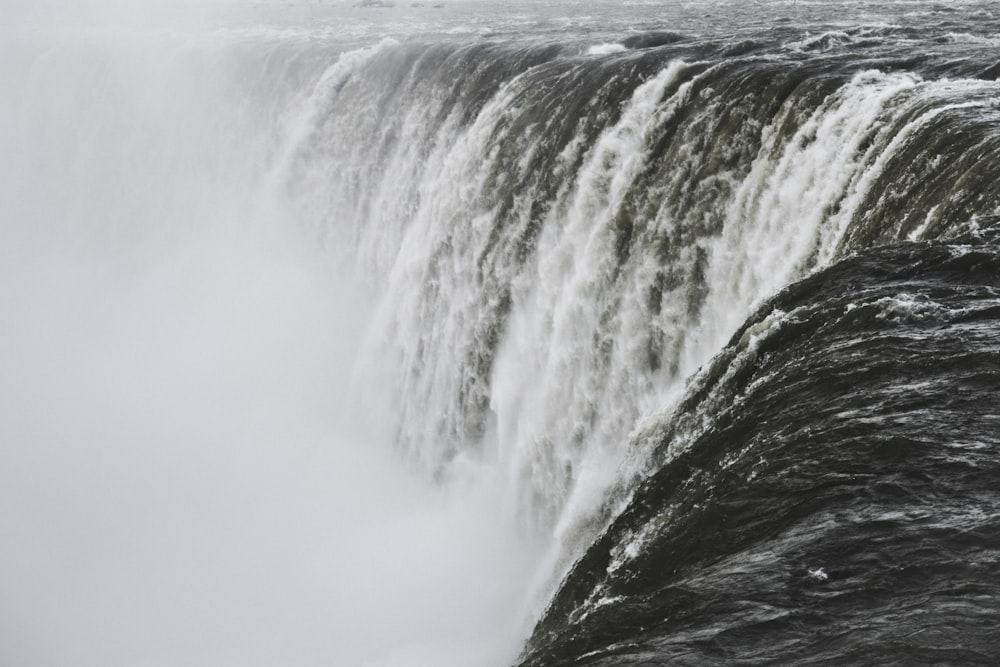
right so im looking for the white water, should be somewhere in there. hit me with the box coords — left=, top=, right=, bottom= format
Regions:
left=275, top=27, right=995, bottom=596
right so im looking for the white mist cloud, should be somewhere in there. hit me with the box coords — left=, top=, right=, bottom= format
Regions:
left=0, top=229, right=536, bottom=667
left=0, top=21, right=541, bottom=667
left=2, top=0, right=224, bottom=31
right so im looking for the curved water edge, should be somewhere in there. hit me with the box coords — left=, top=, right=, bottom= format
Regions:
left=284, top=23, right=1000, bottom=661
left=282, top=29, right=1000, bottom=558
left=516, top=221, right=1000, bottom=666
left=5, top=3, right=1000, bottom=664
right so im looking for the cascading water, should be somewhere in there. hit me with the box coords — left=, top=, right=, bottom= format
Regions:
left=284, top=29, right=1000, bottom=566
left=4, top=1, right=1000, bottom=666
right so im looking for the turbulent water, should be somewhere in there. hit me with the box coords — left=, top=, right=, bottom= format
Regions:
left=518, top=225, right=1000, bottom=665
left=3, top=1, right=1000, bottom=665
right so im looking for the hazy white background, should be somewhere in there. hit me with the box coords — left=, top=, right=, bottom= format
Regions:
left=0, top=2, right=542, bottom=665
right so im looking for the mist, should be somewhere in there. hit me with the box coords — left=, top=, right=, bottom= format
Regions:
left=0, top=12, right=540, bottom=667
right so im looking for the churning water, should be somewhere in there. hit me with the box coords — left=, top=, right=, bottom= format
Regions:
left=3, top=1, right=1000, bottom=665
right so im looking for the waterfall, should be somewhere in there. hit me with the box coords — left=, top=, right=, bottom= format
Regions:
left=5, top=4, right=1000, bottom=666
left=279, top=38, right=1000, bottom=566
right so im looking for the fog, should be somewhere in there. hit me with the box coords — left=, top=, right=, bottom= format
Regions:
left=0, top=10, right=540, bottom=667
